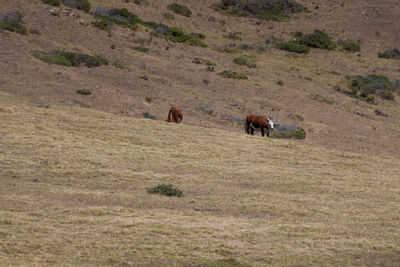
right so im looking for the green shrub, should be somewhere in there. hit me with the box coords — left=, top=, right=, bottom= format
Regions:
left=218, top=70, right=248, bottom=79
left=167, top=3, right=192, bottom=17
left=61, top=0, right=91, bottom=12
left=132, top=46, right=149, bottom=52
left=271, top=124, right=306, bottom=139
left=32, top=51, right=108, bottom=67
left=164, top=27, right=207, bottom=47
left=278, top=41, right=309, bottom=54
left=346, top=74, right=396, bottom=102
left=112, top=61, right=130, bottom=70
left=338, top=40, right=360, bottom=52
left=233, top=56, right=256, bottom=68
left=298, top=30, right=336, bottom=50
left=94, top=7, right=144, bottom=31
left=147, top=184, right=183, bottom=197
left=163, top=12, right=175, bottom=20
left=378, top=48, right=400, bottom=59
left=142, top=112, right=157, bottom=120
left=92, top=19, right=111, bottom=31
left=0, top=11, right=26, bottom=35
left=215, top=0, right=307, bottom=21
left=42, top=0, right=60, bottom=6
left=76, top=89, right=92, bottom=95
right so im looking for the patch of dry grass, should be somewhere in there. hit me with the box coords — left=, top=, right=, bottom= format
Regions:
left=0, top=92, right=400, bottom=266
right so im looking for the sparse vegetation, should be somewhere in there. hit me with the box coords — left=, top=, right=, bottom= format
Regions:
left=215, top=0, right=307, bottom=21
left=92, top=19, right=112, bottom=31
left=112, top=61, right=130, bottom=70
left=287, top=113, right=304, bottom=121
left=76, top=89, right=92, bottom=95
left=298, top=30, right=337, bottom=50
left=167, top=3, right=192, bottom=17
left=345, top=74, right=397, bottom=102
left=223, top=31, right=242, bottom=40
left=0, top=11, right=27, bottom=35
left=233, top=56, right=256, bottom=68
left=338, top=40, right=361, bottom=52
left=142, top=112, right=157, bottom=120
left=61, top=0, right=91, bottom=12
left=196, top=104, right=215, bottom=115
left=32, top=51, right=109, bottom=67
left=192, top=58, right=216, bottom=66
left=147, top=184, right=183, bottom=197
left=42, top=0, right=60, bottom=6
left=311, top=94, right=336, bottom=105
left=218, top=70, right=248, bottom=79
left=163, top=12, right=175, bottom=20
left=132, top=46, right=149, bottom=52
left=271, top=124, right=306, bottom=139
left=277, top=41, right=309, bottom=54
left=378, top=48, right=400, bottom=59
left=94, top=7, right=144, bottom=31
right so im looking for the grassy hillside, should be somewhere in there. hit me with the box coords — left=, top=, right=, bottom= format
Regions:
left=1, top=92, right=399, bottom=266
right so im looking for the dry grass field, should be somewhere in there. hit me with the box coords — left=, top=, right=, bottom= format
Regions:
left=1, top=92, right=399, bottom=266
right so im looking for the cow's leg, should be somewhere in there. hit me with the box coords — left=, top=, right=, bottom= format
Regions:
left=251, top=128, right=255, bottom=135
left=245, top=121, right=250, bottom=134
left=261, top=128, right=264, bottom=137
left=267, top=130, right=270, bottom=137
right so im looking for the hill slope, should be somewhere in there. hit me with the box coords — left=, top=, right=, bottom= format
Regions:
left=0, top=0, right=400, bottom=158
left=1, top=92, right=400, bottom=266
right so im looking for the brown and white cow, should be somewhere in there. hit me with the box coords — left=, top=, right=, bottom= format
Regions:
left=165, top=106, right=183, bottom=123
left=245, top=114, right=276, bottom=137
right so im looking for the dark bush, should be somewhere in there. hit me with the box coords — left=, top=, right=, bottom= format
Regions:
left=61, top=0, right=91, bottom=12
left=32, top=51, right=108, bottom=67
left=142, top=112, right=157, bottom=120
left=277, top=41, right=309, bottom=54
left=147, top=184, right=183, bottom=197
left=94, top=7, right=144, bottom=30
left=378, top=48, right=400, bottom=59
left=76, top=89, right=92, bottom=95
left=338, top=40, right=360, bottom=52
left=233, top=56, right=256, bottom=68
left=167, top=3, right=192, bottom=17
left=277, top=80, right=284, bottom=86
left=346, top=74, right=396, bottom=102
left=215, top=0, right=307, bottom=21
left=271, top=124, right=306, bottom=139
left=298, top=30, right=336, bottom=50
left=42, top=0, right=61, bottom=6
left=0, top=11, right=27, bottom=35
left=218, top=70, right=248, bottom=79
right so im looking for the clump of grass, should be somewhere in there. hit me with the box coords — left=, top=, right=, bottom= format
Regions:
left=145, top=96, right=152, bottom=103
left=61, top=0, right=91, bottom=12
left=218, top=70, right=248, bottom=80
left=32, top=51, right=109, bottom=67
left=92, top=19, right=112, bottom=31
left=132, top=46, right=149, bottom=52
left=76, top=89, right=92, bottom=95
left=0, top=11, right=27, bottom=35
left=277, top=41, right=309, bottom=54
left=167, top=3, right=192, bottom=17
left=142, top=112, right=157, bottom=120
left=311, top=94, right=336, bottom=105
left=338, top=40, right=360, bottom=52
left=298, top=30, right=336, bottom=50
left=42, top=0, right=60, bottom=6
left=148, top=23, right=207, bottom=47
left=233, top=56, right=256, bottom=68
left=223, top=31, right=242, bottom=40
left=147, top=184, right=183, bottom=197
left=192, top=57, right=216, bottom=66
left=112, top=61, right=130, bottom=70
left=378, top=48, right=400, bottom=59
left=277, top=80, right=284, bottom=86
left=163, top=12, right=175, bottom=20
left=271, top=124, right=306, bottom=139
left=344, top=74, right=396, bottom=102
left=94, top=7, right=144, bottom=31
left=206, top=66, right=215, bottom=72
left=216, top=46, right=239, bottom=53
left=215, top=0, right=307, bottom=21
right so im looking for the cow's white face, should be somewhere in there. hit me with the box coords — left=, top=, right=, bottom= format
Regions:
left=268, top=117, right=275, bottom=129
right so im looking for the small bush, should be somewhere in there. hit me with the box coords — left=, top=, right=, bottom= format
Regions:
left=338, top=40, right=360, bottom=52
left=132, top=46, right=149, bottom=52
left=145, top=96, right=152, bottom=103
left=147, top=184, right=183, bottom=197
left=218, top=70, right=248, bottom=79
left=92, top=19, right=112, bottom=31
left=298, top=30, right=336, bottom=50
left=0, top=11, right=26, bottom=35
left=378, top=48, right=400, bottom=59
left=112, top=61, right=130, bottom=70
left=380, top=90, right=394, bottom=100
left=61, top=0, right=91, bottom=12
left=94, top=7, right=144, bottom=30
left=277, top=80, right=284, bottom=86
left=206, top=66, right=215, bottom=72
left=167, top=3, right=192, bottom=17
left=142, top=112, right=157, bottom=120
left=42, top=0, right=60, bottom=6
left=32, top=51, right=108, bottom=67
left=233, top=56, right=256, bottom=68
left=345, top=74, right=396, bottom=102
left=163, top=12, right=175, bottom=20
left=271, top=124, right=306, bottom=139
left=277, top=41, right=309, bottom=54
left=76, top=89, right=92, bottom=95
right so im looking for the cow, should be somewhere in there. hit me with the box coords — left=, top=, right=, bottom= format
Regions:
left=245, top=114, right=277, bottom=137
left=165, top=106, right=183, bottom=123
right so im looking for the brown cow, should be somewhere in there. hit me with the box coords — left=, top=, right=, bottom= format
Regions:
left=165, top=107, right=183, bottom=123
left=245, top=114, right=276, bottom=137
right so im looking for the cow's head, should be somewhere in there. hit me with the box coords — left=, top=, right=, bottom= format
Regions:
left=267, top=117, right=278, bottom=130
